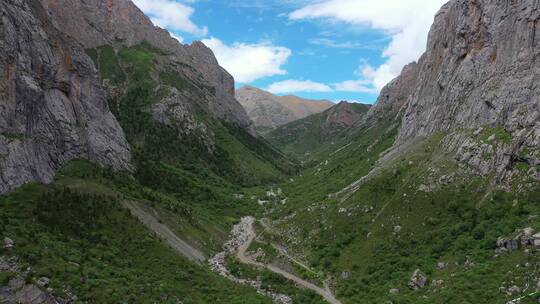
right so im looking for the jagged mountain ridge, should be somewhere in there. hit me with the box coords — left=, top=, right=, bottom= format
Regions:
left=41, top=0, right=255, bottom=135
left=236, top=86, right=333, bottom=131
left=0, top=0, right=131, bottom=194
left=36, top=0, right=293, bottom=185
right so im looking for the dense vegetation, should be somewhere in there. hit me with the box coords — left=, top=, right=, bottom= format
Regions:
left=0, top=181, right=270, bottom=303
left=86, top=43, right=295, bottom=238
left=259, top=127, right=540, bottom=304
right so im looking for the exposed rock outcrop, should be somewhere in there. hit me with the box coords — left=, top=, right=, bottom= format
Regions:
left=0, top=0, right=131, bottom=194
left=365, top=62, right=420, bottom=123
left=367, top=0, right=540, bottom=184
left=408, top=269, right=428, bottom=290
left=398, top=1, right=539, bottom=143
left=496, top=227, right=540, bottom=252
left=0, top=256, right=71, bottom=304
left=236, top=86, right=333, bottom=130
left=40, top=0, right=255, bottom=134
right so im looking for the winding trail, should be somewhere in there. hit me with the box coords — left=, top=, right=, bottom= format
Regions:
left=124, top=201, right=206, bottom=263
left=238, top=218, right=342, bottom=304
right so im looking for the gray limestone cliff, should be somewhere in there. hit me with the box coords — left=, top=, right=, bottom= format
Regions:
left=40, top=0, right=255, bottom=135
left=368, top=0, right=539, bottom=184
left=0, top=0, right=131, bottom=194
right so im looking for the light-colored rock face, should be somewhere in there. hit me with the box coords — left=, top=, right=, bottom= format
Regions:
left=369, top=0, right=539, bottom=183
left=367, top=62, right=419, bottom=122
left=236, top=86, right=333, bottom=129
left=0, top=0, right=131, bottom=194
left=40, top=0, right=255, bottom=135
left=399, top=0, right=539, bottom=141
left=40, top=0, right=178, bottom=51
left=236, top=86, right=297, bottom=129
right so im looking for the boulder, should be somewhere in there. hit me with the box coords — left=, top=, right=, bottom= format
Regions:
left=408, top=269, right=428, bottom=290
left=437, top=262, right=448, bottom=270
left=14, top=284, right=58, bottom=304
left=496, top=237, right=519, bottom=251
left=533, top=233, right=540, bottom=249
left=389, top=288, right=400, bottom=295
left=340, top=271, right=351, bottom=280
left=507, top=285, right=521, bottom=295
left=3, top=238, right=14, bottom=249
left=36, top=278, right=50, bottom=288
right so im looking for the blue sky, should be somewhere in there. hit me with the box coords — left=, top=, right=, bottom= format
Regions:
left=133, top=0, right=447, bottom=104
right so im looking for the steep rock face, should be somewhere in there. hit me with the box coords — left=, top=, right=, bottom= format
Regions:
left=0, top=0, right=131, bottom=194
left=399, top=0, right=539, bottom=142
left=366, top=62, right=420, bottom=122
left=40, top=0, right=254, bottom=134
left=236, top=86, right=333, bottom=130
left=372, top=0, right=539, bottom=183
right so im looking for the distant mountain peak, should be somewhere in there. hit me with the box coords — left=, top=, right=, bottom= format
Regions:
left=236, top=86, right=333, bottom=132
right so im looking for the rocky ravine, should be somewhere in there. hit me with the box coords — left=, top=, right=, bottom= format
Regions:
left=0, top=0, right=131, bottom=194
left=210, top=217, right=342, bottom=304
left=209, top=217, right=293, bottom=304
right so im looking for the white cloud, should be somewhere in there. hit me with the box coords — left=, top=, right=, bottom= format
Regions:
left=290, top=0, right=446, bottom=92
left=334, top=80, right=377, bottom=94
left=170, top=33, right=184, bottom=43
left=309, top=38, right=363, bottom=49
left=132, top=0, right=208, bottom=36
left=266, top=80, right=333, bottom=94
left=202, top=37, right=292, bottom=83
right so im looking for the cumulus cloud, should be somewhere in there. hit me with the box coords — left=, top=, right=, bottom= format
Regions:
left=290, top=0, right=446, bottom=92
left=132, top=0, right=208, bottom=36
left=266, top=80, right=333, bottom=94
left=202, top=37, right=292, bottom=83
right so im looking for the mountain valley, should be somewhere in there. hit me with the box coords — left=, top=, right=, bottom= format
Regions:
left=0, top=0, right=539, bottom=304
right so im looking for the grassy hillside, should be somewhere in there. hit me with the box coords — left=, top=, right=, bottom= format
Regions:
left=0, top=167, right=271, bottom=303
left=85, top=43, right=298, bottom=242
left=253, top=127, right=540, bottom=304
left=266, top=102, right=371, bottom=161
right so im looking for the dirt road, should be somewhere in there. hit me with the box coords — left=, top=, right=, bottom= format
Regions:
left=124, top=201, right=206, bottom=263
left=237, top=218, right=342, bottom=304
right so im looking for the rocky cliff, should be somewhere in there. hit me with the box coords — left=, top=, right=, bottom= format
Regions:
left=236, top=86, right=333, bottom=131
left=40, top=0, right=255, bottom=134
left=368, top=0, right=540, bottom=184
left=0, top=0, right=131, bottom=194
